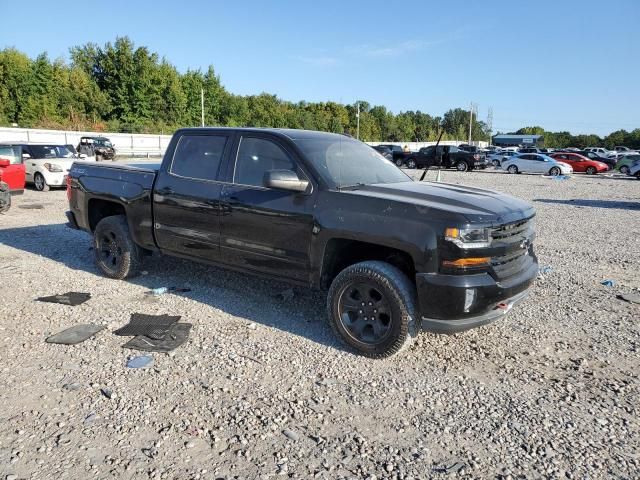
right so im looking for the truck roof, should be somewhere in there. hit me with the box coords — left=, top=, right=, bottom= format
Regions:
left=174, top=127, right=350, bottom=141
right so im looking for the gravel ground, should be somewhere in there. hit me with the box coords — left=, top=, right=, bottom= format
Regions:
left=0, top=169, right=638, bottom=480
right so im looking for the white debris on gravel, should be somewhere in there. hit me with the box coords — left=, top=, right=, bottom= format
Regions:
left=0, top=170, right=638, bottom=479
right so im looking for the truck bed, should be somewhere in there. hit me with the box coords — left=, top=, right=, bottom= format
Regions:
left=68, top=160, right=159, bottom=250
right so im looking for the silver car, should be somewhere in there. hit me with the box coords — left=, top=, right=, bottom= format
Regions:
left=501, top=153, right=573, bottom=175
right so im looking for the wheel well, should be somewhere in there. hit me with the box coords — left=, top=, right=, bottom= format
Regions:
left=88, top=199, right=126, bottom=231
left=320, top=239, right=416, bottom=289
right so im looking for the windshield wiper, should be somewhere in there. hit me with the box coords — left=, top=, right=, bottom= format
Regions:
left=337, top=182, right=367, bottom=191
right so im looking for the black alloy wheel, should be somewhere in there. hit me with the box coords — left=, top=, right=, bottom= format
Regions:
left=338, top=282, right=393, bottom=346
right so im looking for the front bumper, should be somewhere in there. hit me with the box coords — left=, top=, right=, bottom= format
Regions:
left=41, top=171, right=68, bottom=187
left=416, top=258, right=538, bottom=334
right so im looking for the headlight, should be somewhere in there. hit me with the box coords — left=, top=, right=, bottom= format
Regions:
left=43, top=163, right=63, bottom=172
left=445, top=227, right=492, bottom=248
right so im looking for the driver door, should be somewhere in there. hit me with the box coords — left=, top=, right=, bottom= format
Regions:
left=218, top=134, right=315, bottom=282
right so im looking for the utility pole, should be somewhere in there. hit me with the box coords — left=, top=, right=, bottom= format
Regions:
left=356, top=102, right=360, bottom=140
left=487, top=107, right=493, bottom=146
left=468, top=102, right=474, bottom=144
left=201, top=88, right=205, bottom=127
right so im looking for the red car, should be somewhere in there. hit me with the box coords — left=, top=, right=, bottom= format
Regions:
left=550, top=152, right=608, bottom=174
left=0, top=145, right=26, bottom=213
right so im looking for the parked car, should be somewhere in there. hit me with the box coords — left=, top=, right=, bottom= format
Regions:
left=501, top=153, right=573, bottom=176
left=629, top=160, right=640, bottom=179
left=66, top=127, right=538, bottom=358
left=77, top=136, right=116, bottom=161
left=404, top=145, right=487, bottom=171
left=614, top=146, right=632, bottom=152
left=614, top=154, right=640, bottom=174
left=0, top=143, right=94, bottom=191
left=518, top=147, right=542, bottom=154
left=371, top=145, right=394, bottom=162
left=549, top=152, right=608, bottom=174
left=585, top=147, right=611, bottom=157
left=576, top=150, right=617, bottom=170
left=488, top=150, right=517, bottom=167
left=374, top=144, right=412, bottom=167
left=0, top=145, right=26, bottom=194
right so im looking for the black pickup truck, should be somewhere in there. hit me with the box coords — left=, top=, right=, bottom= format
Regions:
left=66, top=128, right=537, bottom=357
left=404, top=145, right=488, bottom=171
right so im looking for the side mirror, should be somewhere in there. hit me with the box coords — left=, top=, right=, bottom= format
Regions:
left=0, top=158, right=10, bottom=167
left=22, top=153, right=31, bottom=160
left=264, top=169, right=309, bottom=193
left=79, top=153, right=87, bottom=158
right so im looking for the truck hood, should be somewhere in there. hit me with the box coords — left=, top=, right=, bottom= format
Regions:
left=346, top=181, right=535, bottom=224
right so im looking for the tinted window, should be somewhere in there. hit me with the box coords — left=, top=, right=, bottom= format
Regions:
left=234, top=137, right=296, bottom=187
left=28, top=145, right=74, bottom=158
left=171, top=135, right=227, bottom=181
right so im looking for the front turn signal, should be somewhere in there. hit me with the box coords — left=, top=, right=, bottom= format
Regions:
left=442, top=257, right=490, bottom=268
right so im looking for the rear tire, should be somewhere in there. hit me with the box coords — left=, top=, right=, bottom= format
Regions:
left=93, top=215, right=143, bottom=279
left=586, top=166, right=596, bottom=175
left=327, top=261, right=418, bottom=358
left=507, top=165, right=518, bottom=174
left=34, top=172, right=49, bottom=192
left=96, top=154, right=103, bottom=162
left=455, top=161, right=469, bottom=172
left=395, top=158, right=404, bottom=168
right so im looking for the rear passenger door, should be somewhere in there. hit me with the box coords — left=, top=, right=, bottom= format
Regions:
left=218, top=134, right=315, bottom=283
left=153, top=132, right=233, bottom=262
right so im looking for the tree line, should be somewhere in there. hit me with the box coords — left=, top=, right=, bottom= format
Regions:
left=1, top=37, right=638, bottom=149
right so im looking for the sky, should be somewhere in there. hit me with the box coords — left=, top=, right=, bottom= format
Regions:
left=1, top=0, right=639, bottom=136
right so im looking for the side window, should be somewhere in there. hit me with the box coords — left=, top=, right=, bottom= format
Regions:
left=170, top=135, right=227, bottom=181
left=234, top=137, right=296, bottom=187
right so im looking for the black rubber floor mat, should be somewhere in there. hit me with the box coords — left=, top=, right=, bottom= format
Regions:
left=46, top=324, right=105, bottom=345
left=121, top=323, right=192, bottom=352
left=113, top=313, right=181, bottom=340
left=37, top=292, right=91, bottom=306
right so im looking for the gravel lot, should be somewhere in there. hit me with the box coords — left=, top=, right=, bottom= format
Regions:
left=0, top=169, right=639, bottom=479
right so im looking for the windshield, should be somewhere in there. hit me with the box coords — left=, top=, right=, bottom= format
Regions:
left=94, top=138, right=113, bottom=147
left=294, top=137, right=410, bottom=189
left=0, top=146, right=22, bottom=164
left=29, top=145, right=74, bottom=159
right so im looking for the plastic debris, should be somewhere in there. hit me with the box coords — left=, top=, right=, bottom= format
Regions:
left=617, top=293, right=640, bottom=304
left=46, top=324, right=104, bottom=345
left=539, top=265, right=553, bottom=275
left=544, top=175, right=570, bottom=181
left=126, top=355, right=154, bottom=369
left=600, top=279, right=616, bottom=287
left=433, top=461, right=466, bottom=474
left=37, top=292, right=91, bottom=306
left=148, top=287, right=168, bottom=296
left=282, top=428, right=300, bottom=441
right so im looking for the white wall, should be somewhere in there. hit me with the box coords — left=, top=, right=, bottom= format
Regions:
left=0, top=127, right=488, bottom=157
left=0, top=127, right=170, bottom=157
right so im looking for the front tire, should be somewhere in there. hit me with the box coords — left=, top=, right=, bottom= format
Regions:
left=507, top=165, right=518, bottom=174
left=34, top=172, right=49, bottom=192
left=406, top=158, right=417, bottom=169
left=549, top=166, right=561, bottom=176
left=327, top=261, right=417, bottom=358
left=620, top=165, right=630, bottom=175
left=395, top=158, right=404, bottom=168
left=93, top=215, right=143, bottom=279
left=586, top=166, right=596, bottom=175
